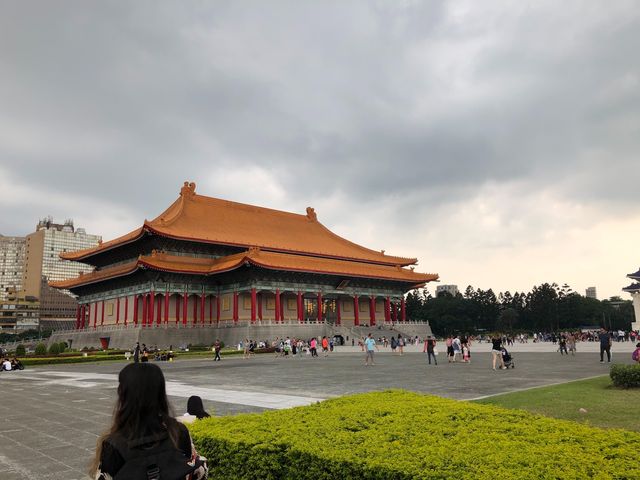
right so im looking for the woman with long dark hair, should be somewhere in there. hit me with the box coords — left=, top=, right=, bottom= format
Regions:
left=90, top=363, right=208, bottom=479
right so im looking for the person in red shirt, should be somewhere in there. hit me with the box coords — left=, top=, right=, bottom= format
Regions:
left=321, top=336, right=330, bottom=357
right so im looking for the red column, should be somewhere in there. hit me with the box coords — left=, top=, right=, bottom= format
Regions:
left=100, top=301, right=105, bottom=326
left=193, top=294, right=198, bottom=325
left=209, top=295, right=213, bottom=324
left=401, top=297, right=406, bottom=322
left=233, top=291, right=239, bottom=322
left=149, top=291, right=155, bottom=327
left=200, top=293, right=205, bottom=325
left=133, top=295, right=139, bottom=325
left=175, top=294, right=180, bottom=324
left=317, top=292, right=323, bottom=322
left=392, top=301, right=397, bottom=323
left=274, top=289, right=280, bottom=322
left=251, top=288, right=257, bottom=323
left=183, top=291, right=188, bottom=326
left=385, top=297, right=391, bottom=323
left=297, top=291, right=303, bottom=323
left=216, top=295, right=220, bottom=324
left=124, top=296, right=129, bottom=326
left=353, top=295, right=360, bottom=326
left=83, top=305, right=88, bottom=329
left=157, top=295, right=162, bottom=326
left=116, top=297, right=120, bottom=325
left=75, top=305, right=81, bottom=329
left=369, top=296, right=376, bottom=326
left=79, top=305, right=83, bottom=329
left=280, top=294, right=285, bottom=322
left=164, top=289, right=169, bottom=324
left=336, top=298, right=341, bottom=325
left=142, top=294, right=147, bottom=327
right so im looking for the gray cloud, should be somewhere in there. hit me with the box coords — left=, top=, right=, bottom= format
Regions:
left=1, top=1, right=639, bottom=297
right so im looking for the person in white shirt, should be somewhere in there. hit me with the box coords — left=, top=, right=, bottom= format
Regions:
left=2, top=358, right=12, bottom=371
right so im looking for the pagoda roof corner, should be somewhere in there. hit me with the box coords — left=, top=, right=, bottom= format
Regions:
left=627, top=268, right=640, bottom=280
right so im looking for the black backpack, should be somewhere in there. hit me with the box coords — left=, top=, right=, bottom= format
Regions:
left=108, top=431, right=198, bottom=480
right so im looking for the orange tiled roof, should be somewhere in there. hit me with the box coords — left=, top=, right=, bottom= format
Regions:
left=61, top=182, right=417, bottom=266
left=51, top=249, right=438, bottom=289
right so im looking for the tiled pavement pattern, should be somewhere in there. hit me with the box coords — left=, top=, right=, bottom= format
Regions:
left=0, top=348, right=633, bottom=480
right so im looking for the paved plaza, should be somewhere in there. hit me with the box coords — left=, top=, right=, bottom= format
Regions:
left=0, top=341, right=635, bottom=480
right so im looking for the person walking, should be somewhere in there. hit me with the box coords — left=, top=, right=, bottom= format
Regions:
left=364, top=333, right=378, bottom=366
left=599, top=328, right=612, bottom=363
left=90, top=363, right=208, bottom=479
left=445, top=336, right=454, bottom=363
left=133, top=342, right=140, bottom=363
left=491, top=334, right=505, bottom=370
left=213, top=339, right=221, bottom=361
left=423, top=336, right=437, bottom=365
left=567, top=333, right=576, bottom=356
left=559, top=335, right=568, bottom=355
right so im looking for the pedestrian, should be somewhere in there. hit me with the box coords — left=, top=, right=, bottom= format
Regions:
left=567, top=333, right=576, bottom=355
left=598, top=328, right=612, bottom=363
left=133, top=342, right=140, bottom=363
left=423, top=336, right=437, bottom=365
left=632, top=343, right=640, bottom=363
left=559, top=335, right=568, bottom=355
left=310, top=337, right=318, bottom=357
left=462, top=344, right=470, bottom=363
left=321, top=336, right=329, bottom=357
left=213, top=339, right=221, bottom=361
left=491, top=334, right=505, bottom=370
left=397, top=334, right=405, bottom=355
left=452, top=335, right=461, bottom=362
left=140, top=344, right=149, bottom=363
left=364, top=333, right=378, bottom=366
left=446, top=336, right=454, bottom=363
left=89, top=363, right=208, bottom=479
left=390, top=336, right=397, bottom=354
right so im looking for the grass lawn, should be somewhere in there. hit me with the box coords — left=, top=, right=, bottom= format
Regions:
left=475, top=375, right=640, bottom=432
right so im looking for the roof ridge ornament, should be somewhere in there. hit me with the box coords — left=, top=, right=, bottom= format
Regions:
left=248, top=246, right=261, bottom=255
left=180, top=181, right=196, bottom=199
left=306, top=207, right=317, bottom=222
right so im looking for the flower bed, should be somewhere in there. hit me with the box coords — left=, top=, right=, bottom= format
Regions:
left=189, top=390, right=640, bottom=479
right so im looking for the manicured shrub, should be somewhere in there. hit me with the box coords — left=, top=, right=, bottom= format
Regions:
left=48, top=343, right=60, bottom=355
left=35, top=342, right=47, bottom=355
left=610, top=363, right=640, bottom=388
left=15, top=344, right=26, bottom=356
left=58, top=341, right=68, bottom=352
left=189, top=390, right=640, bottom=480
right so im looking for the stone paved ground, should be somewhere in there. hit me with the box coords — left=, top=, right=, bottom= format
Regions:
left=0, top=342, right=635, bottom=480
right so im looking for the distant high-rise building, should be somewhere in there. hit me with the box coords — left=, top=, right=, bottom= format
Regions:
left=585, top=287, right=597, bottom=299
left=23, top=218, right=101, bottom=318
left=436, top=284, right=459, bottom=297
left=0, top=235, right=26, bottom=302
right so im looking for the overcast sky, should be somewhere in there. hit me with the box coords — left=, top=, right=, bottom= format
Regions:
left=1, top=1, right=639, bottom=300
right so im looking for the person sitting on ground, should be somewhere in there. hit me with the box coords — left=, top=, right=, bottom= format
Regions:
left=11, top=357, right=24, bottom=370
left=2, top=356, right=12, bottom=371
left=178, top=395, right=211, bottom=424
left=90, top=363, right=208, bottom=479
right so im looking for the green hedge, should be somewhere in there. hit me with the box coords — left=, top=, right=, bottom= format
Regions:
left=610, top=363, right=640, bottom=388
left=189, top=390, right=640, bottom=479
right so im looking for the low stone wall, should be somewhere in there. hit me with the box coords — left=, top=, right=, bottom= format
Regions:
left=49, top=324, right=333, bottom=350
